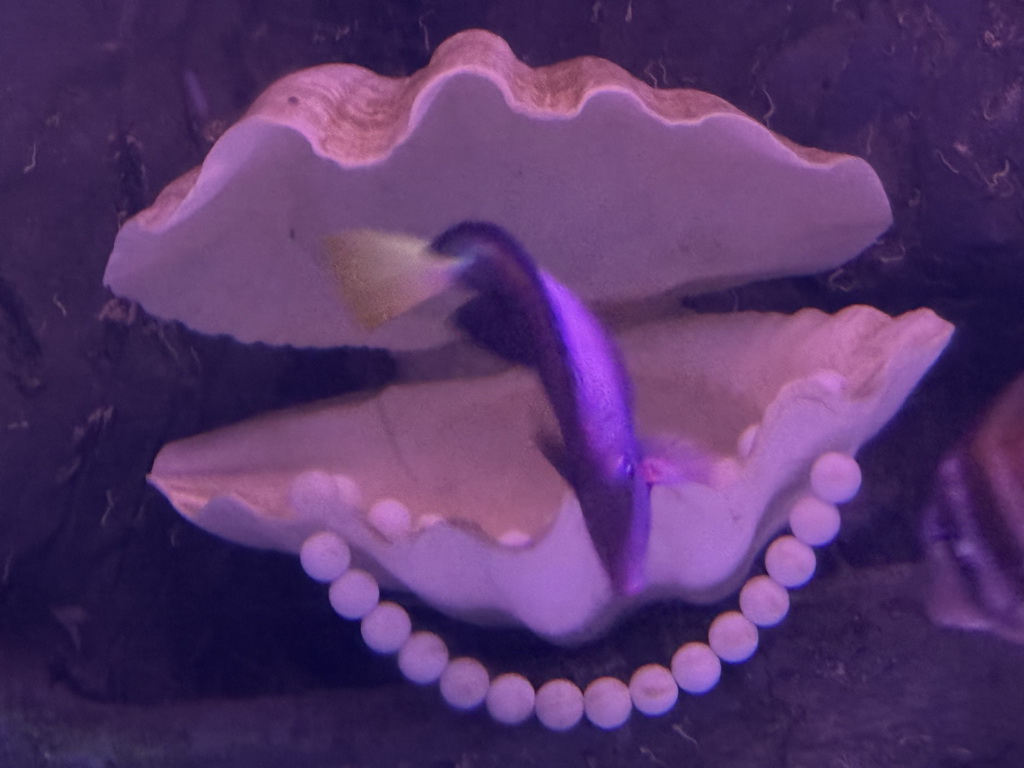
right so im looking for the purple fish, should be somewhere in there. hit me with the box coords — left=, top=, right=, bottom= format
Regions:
left=431, top=222, right=650, bottom=595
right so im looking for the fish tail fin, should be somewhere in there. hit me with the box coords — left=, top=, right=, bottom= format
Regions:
left=322, top=229, right=464, bottom=328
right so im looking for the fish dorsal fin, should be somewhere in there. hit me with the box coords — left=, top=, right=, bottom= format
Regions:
left=322, top=229, right=464, bottom=328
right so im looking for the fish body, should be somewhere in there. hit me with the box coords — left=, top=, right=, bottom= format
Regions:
left=431, top=222, right=650, bottom=595
left=923, top=374, right=1024, bottom=644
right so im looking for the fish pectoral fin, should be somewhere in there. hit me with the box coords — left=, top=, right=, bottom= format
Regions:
left=535, top=430, right=575, bottom=485
left=322, top=229, right=463, bottom=328
left=453, top=294, right=539, bottom=367
left=639, top=435, right=716, bottom=486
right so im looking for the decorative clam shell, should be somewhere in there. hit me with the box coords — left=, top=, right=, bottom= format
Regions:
left=150, top=306, right=952, bottom=643
left=104, top=28, right=891, bottom=350
left=103, top=29, right=951, bottom=644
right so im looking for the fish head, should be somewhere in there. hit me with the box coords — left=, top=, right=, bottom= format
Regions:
left=430, top=222, right=545, bottom=304
left=574, top=448, right=652, bottom=596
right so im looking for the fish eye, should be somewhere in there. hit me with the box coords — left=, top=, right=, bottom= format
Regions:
left=616, top=456, right=636, bottom=479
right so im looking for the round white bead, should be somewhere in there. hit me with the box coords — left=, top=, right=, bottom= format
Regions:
left=629, top=664, right=678, bottom=717
left=739, top=575, right=790, bottom=627
left=332, top=474, right=363, bottom=507
left=708, top=611, right=759, bottom=663
left=439, top=657, right=489, bottom=711
left=398, top=631, right=449, bottom=684
left=360, top=601, right=411, bottom=654
left=765, top=535, right=817, bottom=588
left=737, top=423, right=759, bottom=458
left=810, top=370, right=846, bottom=394
left=299, top=531, right=351, bottom=583
left=809, top=452, right=861, bottom=503
left=710, top=457, right=742, bottom=488
left=418, top=513, right=444, bottom=529
left=289, top=470, right=343, bottom=517
left=535, top=679, right=584, bottom=731
left=486, top=673, right=535, bottom=726
left=328, top=569, right=380, bottom=619
left=583, top=677, right=631, bottom=730
left=368, top=498, right=412, bottom=541
left=671, top=642, right=721, bottom=694
left=497, top=529, right=531, bottom=547
left=292, top=468, right=360, bottom=518
left=789, top=495, right=842, bottom=547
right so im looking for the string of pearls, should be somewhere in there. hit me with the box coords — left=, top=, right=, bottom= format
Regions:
left=298, top=450, right=859, bottom=731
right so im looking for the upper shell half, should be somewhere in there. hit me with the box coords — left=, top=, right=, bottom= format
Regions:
left=104, top=29, right=892, bottom=350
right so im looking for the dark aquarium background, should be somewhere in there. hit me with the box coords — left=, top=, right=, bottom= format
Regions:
left=2, top=1, right=1024, bottom=766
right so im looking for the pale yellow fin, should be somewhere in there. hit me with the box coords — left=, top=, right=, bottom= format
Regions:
left=322, top=229, right=464, bottom=328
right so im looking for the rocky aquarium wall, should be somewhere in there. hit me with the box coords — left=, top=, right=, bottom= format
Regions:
left=1, top=2, right=1023, bottom=766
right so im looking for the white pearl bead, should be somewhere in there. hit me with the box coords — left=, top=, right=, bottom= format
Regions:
left=368, top=498, right=412, bottom=541
left=328, top=569, right=379, bottom=619
left=418, top=513, right=444, bottom=529
left=671, top=642, right=721, bottom=694
left=497, top=529, right=531, bottom=547
left=708, top=611, right=759, bottom=663
left=789, top=495, right=841, bottom=546
left=765, top=535, right=817, bottom=588
left=299, top=531, right=351, bottom=583
left=289, top=470, right=341, bottom=516
left=584, top=677, right=632, bottom=730
left=360, top=601, right=411, bottom=654
left=486, top=673, right=535, bottom=725
left=739, top=575, right=790, bottom=627
left=397, top=631, right=449, bottom=684
left=629, top=664, right=678, bottom=716
left=810, top=370, right=846, bottom=394
left=810, top=452, right=861, bottom=503
left=737, top=423, right=759, bottom=457
left=710, top=457, right=742, bottom=488
left=332, top=474, right=362, bottom=507
left=535, top=679, right=584, bottom=731
left=439, top=657, right=489, bottom=711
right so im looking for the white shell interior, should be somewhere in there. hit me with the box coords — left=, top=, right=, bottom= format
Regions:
left=151, top=306, right=952, bottom=643
left=104, top=30, right=892, bottom=350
